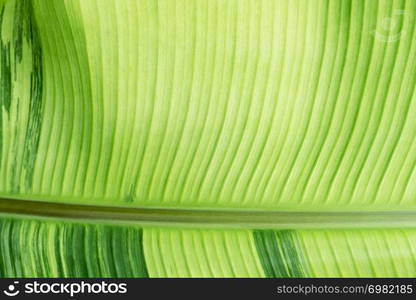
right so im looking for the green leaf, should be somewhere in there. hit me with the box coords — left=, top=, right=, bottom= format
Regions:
left=0, top=0, right=415, bottom=277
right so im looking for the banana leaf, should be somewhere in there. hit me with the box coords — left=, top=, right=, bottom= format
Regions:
left=0, top=0, right=416, bottom=277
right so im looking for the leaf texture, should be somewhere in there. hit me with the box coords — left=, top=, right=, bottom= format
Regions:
left=2, top=216, right=416, bottom=277
left=0, top=0, right=415, bottom=210
left=0, top=0, right=416, bottom=278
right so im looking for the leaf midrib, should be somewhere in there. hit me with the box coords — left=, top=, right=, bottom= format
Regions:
left=0, top=197, right=414, bottom=229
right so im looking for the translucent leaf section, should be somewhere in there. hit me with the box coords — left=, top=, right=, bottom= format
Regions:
left=142, top=228, right=265, bottom=277
left=1, top=0, right=416, bottom=211
left=298, top=229, right=416, bottom=277
left=1, top=216, right=416, bottom=277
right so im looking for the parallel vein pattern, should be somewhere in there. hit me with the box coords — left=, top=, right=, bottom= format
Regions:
left=0, top=0, right=42, bottom=193
left=1, top=0, right=416, bottom=210
left=2, top=216, right=416, bottom=277
left=0, top=217, right=148, bottom=277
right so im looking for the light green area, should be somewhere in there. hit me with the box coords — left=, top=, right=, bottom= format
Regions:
left=143, top=227, right=265, bottom=277
left=299, top=229, right=416, bottom=277
left=0, top=0, right=414, bottom=211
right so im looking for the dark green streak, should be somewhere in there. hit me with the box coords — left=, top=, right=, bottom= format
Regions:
left=59, top=225, right=149, bottom=277
left=0, top=0, right=43, bottom=192
left=0, top=5, right=11, bottom=113
left=0, top=6, right=9, bottom=169
left=253, top=230, right=308, bottom=277
left=22, top=0, right=43, bottom=190
left=0, top=217, right=149, bottom=277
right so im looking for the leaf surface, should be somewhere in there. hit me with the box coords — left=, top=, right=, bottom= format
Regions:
left=0, top=0, right=416, bottom=277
